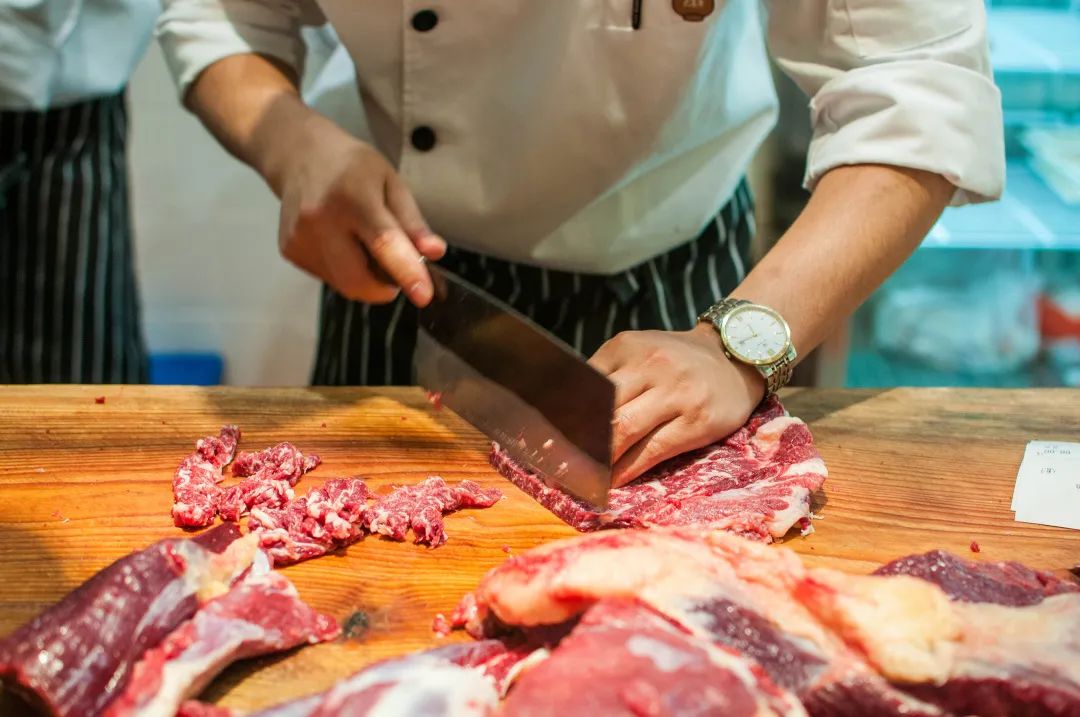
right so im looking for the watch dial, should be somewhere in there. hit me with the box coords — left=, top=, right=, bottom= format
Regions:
left=723, top=306, right=788, bottom=364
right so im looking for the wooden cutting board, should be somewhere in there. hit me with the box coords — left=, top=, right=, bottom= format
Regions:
left=1, top=385, right=1078, bottom=712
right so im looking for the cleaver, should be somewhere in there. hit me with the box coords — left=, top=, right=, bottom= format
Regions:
left=415, top=262, right=615, bottom=509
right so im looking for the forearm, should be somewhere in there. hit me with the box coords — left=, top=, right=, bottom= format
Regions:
left=728, top=164, right=954, bottom=359
left=184, top=54, right=334, bottom=196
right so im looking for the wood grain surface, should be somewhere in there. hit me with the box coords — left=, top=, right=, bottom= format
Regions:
left=1, top=385, right=1078, bottom=712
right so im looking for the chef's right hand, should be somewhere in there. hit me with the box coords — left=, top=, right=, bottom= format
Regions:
left=274, top=119, right=446, bottom=306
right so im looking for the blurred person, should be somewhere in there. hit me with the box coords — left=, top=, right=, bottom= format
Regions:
left=0, top=1, right=157, bottom=383
left=156, top=1, right=1004, bottom=485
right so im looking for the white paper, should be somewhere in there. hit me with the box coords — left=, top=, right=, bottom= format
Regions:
left=1012, top=441, right=1080, bottom=531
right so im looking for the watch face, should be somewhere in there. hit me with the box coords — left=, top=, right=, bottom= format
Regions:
left=720, top=304, right=790, bottom=365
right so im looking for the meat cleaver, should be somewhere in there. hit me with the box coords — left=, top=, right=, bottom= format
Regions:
left=415, top=262, right=615, bottom=509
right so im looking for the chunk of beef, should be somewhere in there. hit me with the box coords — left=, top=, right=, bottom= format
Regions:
left=363, top=477, right=502, bottom=547
left=217, top=442, right=321, bottom=522
left=172, top=426, right=241, bottom=528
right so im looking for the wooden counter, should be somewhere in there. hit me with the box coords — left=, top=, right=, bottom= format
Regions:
left=1, top=386, right=1077, bottom=711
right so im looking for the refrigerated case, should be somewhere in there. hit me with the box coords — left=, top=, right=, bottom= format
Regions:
left=844, top=1, right=1080, bottom=389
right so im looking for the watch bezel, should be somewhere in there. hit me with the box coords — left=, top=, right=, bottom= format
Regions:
left=718, top=303, right=792, bottom=366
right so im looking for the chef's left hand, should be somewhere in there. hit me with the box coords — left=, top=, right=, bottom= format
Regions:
left=589, top=324, right=765, bottom=488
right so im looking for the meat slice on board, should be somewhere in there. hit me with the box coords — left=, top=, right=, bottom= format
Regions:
left=490, top=397, right=826, bottom=541
left=103, top=550, right=340, bottom=717
left=455, top=529, right=1080, bottom=717
left=500, top=598, right=806, bottom=717
left=218, top=442, right=322, bottom=522
left=249, top=477, right=372, bottom=566
left=246, top=643, right=504, bottom=716
left=363, top=476, right=503, bottom=547
left=173, top=426, right=241, bottom=527
left=0, top=524, right=255, bottom=717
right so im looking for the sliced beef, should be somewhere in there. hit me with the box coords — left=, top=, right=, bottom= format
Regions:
left=501, top=598, right=806, bottom=716
left=249, top=478, right=371, bottom=566
left=0, top=524, right=255, bottom=717
left=248, top=645, right=502, bottom=716
left=490, top=397, right=826, bottom=541
left=363, top=476, right=502, bottom=547
left=218, top=442, right=321, bottom=522
left=103, top=552, right=339, bottom=717
left=173, top=426, right=241, bottom=528
left=873, top=549, right=1080, bottom=606
left=177, top=703, right=236, bottom=717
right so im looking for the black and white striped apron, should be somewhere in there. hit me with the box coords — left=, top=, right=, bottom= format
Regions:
left=312, top=179, right=755, bottom=386
left=0, top=91, right=147, bottom=384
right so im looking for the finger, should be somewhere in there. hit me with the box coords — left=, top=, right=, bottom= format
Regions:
left=588, top=332, right=634, bottom=375
left=611, top=388, right=680, bottom=466
left=356, top=210, right=433, bottom=307
left=608, top=368, right=650, bottom=409
left=322, top=232, right=400, bottom=304
left=385, top=176, right=447, bottom=260
left=612, top=417, right=700, bottom=488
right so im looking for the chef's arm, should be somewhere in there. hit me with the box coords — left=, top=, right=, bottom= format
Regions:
left=726, top=163, right=952, bottom=357
left=157, top=0, right=444, bottom=305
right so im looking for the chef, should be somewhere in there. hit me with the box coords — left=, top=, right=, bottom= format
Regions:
left=156, top=1, right=1004, bottom=486
left=0, top=0, right=156, bottom=384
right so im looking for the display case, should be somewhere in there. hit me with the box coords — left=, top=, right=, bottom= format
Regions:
left=845, top=1, right=1080, bottom=388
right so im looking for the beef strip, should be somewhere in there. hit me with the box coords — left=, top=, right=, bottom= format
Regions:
left=490, top=397, right=826, bottom=541
left=173, top=426, right=241, bottom=528
left=103, top=551, right=340, bottom=717
left=500, top=598, right=806, bottom=717
left=0, top=524, right=254, bottom=717
left=363, top=477, right=502, bottom=547
left=249, top=478, right=371, bottom=566
left=872, top=549, right=1080, bottom=606
left=455, top=529, right=1080, bottom=717
left=217, top=442, right=322, bottom=522
left=177, top=703, right=236, bottom=717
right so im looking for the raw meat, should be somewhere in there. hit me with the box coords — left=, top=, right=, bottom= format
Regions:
left=500, top=598, right=806, bottom=717
left=104, top=551, right=340, bottom=717
left=249, top=477, right=371, bottom=566
left=218, top=442, right=321, bottom=522
left=363, top=477, right=502, bottom=547
left=490, top=397, right=826, bottom=541
left=173, top=426, right=241, bottom=527
left=873, top=549, right=1080, bottom=607
left=455, top=529, right=1080, bottom=717
left=0, top=524, right=255, bottom=717
left=248, top=644, right=503, bottom=716
left=177, top=703, right=235, bottom=717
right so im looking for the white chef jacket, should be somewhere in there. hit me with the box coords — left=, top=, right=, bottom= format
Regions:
left=157, top=0, right=1005, bottom=275
left=0, top=0, right=159, bottom=110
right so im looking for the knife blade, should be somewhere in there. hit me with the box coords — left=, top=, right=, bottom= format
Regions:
left=415, top=262, right=615, bottom=509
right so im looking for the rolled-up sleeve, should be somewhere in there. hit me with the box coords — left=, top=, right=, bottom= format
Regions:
left=156, top=0, right=325, bottom=99
left=767, top=0, right=1005, bottom=206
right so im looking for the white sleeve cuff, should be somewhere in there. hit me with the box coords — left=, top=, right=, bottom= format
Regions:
left=804, top=59, right=1006, bottom=206
left=156, top=0, right=318, bottom=100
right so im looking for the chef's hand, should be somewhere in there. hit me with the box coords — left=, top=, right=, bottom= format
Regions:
left=276, top=120, right=445, bottom=306
left=589, top=324, right=765, bottom=488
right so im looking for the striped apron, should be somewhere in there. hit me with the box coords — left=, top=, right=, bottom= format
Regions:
left=0, top=91, right=147, bottom=384
left=312, top=179, right=755, bottom=386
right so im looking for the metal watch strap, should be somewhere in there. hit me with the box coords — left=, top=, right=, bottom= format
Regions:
left=697, top=298, right=794, bottom=398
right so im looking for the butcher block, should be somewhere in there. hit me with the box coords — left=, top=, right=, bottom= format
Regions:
left=0, top=385, right=1077, bottom=713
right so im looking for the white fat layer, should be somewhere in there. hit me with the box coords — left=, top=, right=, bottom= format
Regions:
left=765, top=486, right=811, bottom=538
left=783, top=457, right=827, bottom=478
left=500, top=648, right=551, bottom=696
left=626, top=635, right=694, bottom=672
left=327, top=659, right=498, bottom=716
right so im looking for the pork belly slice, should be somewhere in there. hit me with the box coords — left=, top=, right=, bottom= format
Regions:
left=245, top=641, right=519, bottom=716
left=363, top=476, right=502, bottom=547
left=104, top=551, right=340, bottom=717
left=173, top=425, right=241, bottom=528
left=0, top=524, right=254, bottom=717
left=248, top=477, right=371, bottom=566
left=217, top=442, right=322, bottom=522
left=490, top=396, right=826, bottom=541
left=500, top=598, right=806, bottom=717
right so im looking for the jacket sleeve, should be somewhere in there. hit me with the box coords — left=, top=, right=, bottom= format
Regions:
left=765, top=0, right=1005, bottom=206
left=156, top=0, right=326, bottom=99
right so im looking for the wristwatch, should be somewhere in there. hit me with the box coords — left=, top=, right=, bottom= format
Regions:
left=697, top=298, right=797, bottom=397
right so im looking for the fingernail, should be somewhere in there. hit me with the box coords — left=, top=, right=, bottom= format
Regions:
left=408, top=281, right=431, bottom=305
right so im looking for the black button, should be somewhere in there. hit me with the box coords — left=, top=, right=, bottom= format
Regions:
left=411, top=10, right=438, bottom=32
left=411, top=126, right=437, bottom=152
